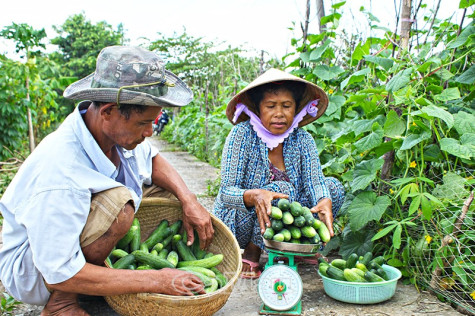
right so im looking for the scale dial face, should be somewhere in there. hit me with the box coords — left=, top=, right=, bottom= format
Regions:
left=258, top=264, right=303, bottom=311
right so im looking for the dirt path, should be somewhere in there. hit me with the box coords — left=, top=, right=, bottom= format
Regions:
left=1, top=136, right=466, bottom=315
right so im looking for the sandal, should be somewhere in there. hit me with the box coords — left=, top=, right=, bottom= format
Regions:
left=240, top=258, right=262, bottom=279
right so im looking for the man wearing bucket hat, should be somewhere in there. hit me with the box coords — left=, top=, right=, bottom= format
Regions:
left=213, top=68, right=345, bottom=279
left=0, top=46, right=214, bottom=314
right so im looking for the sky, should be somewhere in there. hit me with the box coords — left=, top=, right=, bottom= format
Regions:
left=0, top=0, right=466, bottom=61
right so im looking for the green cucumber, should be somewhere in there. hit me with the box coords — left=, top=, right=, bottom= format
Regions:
left=152, top=242, right=164, bottom=253
left=167, top=250, right=179, bottom=267
left=129, top=218, right=141, bottom=252
left=301, top=226, right=317, bottom=238
left=346, top=253, right=358, bottom=269
left=178, top=266, right=216, bottom=278
left=177, top=254, right=224, bottom=268
left=282, top=211, right=294, bottom=225
left=150, top=249, right=158, bottom=256
left=110, top=249, right=129, bottom=259
left=169, top=220, right=183, bottom=235
left=319, top=264, right=329, bottom=277
left=290, top=201, right=303, bottom=217
left=182, top=270, right=212, bottom=287
left=270, top=206, right=283, bottom=220
left=272, top=233, right=285, bottom=242
left=113, top=254, right=136, bottom=269
left=318, top=222, right=331, bottom=243
left=204, top=278, right=219, bottom=293
left=344, top=268, right=366, bottom=282
left=303, top=212, right=315, bottom=226
left=277, top=198, right=291, bottom=211
left=330, top=259, right=347, bottom=270
left=360, top=252, right=373, bottom=266
left=326, top=266, right=346, bottom=281
left=280, top=228, right=291, bottom=241
left=271, top=219, right=284, bottom=231
left=355, top=262, right=368, bottom=272
left=176, top=240, right=197, bottom=261
left=351, top=267, right=365, bottom=278
left=161, top=234, right=174, bottom=250
left=139, top=243, right=149, bottom=253
left=116, top=225, right=138, bottom=249
left=312, top=219, right=323, bottom=230
left=376, top=267, right=389, bottom=280
left=288, top=226, right=301, bottom=240
left=132, top=250, right=175, bottom=269
left=143, top=220, right=171, bottom=250
left=210, top=267, right=228, bottom=288
left=293, top=216, right=306, bottom=228
left=364, top=270, right=385, bottom=282
left=192, top=230, right=207, bottom=259
left=262, top=227, right=275, bottom=240
left=370, top=256, right=385, bottom=266
left=157, top=248, right=169, bottom=259
left=136, top=264, right=153, bottom=270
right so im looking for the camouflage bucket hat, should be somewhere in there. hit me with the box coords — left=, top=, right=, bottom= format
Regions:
left=63, top=45, right=193, bottom=107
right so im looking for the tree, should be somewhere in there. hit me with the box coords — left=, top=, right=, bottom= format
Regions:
left=0, top=23, right=47, bottom=152
left=50, top=12, right=126, bottom=79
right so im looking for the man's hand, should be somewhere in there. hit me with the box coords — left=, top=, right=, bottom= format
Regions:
left=311, top=198, right=334, bottom=237
left=181, top=195, right=214, bottom=249
left=156, top=268, right=205, bottom=296
left=243, top=189, right=288, bottom=234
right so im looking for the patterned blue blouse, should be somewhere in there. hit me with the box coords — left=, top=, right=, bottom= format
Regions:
left=213, top=120, right=331, bottom=213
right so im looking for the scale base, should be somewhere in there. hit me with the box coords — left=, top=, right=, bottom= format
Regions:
left=259, top=301, right=302, bottom=315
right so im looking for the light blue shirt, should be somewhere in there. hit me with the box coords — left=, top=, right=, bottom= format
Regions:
left=0, top=101, right=158, bottom=305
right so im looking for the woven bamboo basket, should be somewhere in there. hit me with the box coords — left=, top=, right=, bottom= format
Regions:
left=104, top=197, right=242, bottom=316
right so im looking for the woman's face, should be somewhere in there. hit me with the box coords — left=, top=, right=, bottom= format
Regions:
left=258, top=89, right=296, bottom=135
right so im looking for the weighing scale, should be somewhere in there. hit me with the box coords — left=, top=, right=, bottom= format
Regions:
left=258, top=239, right=320, bottom=315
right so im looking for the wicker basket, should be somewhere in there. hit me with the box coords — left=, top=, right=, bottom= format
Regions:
left=104, top=197, right=242, bottom=316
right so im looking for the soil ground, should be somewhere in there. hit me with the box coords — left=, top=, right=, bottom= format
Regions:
left=0, top=137, right=467, bottom=316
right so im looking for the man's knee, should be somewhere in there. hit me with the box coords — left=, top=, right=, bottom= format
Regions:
left=80, top=187, right=134, bottom=247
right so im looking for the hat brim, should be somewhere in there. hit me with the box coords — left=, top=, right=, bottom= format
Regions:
left=63, top=71, right=193, bottom=107
left=226, top=68, right=328, bottom=126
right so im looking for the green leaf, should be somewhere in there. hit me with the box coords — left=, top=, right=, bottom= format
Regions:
left=455, top=65, right=475, bottom=84
left=400, top=131, right=432, bottom=151
left=351, top=42, right=370, bottom=64
left=383, top=110, right=406, bottom=138
left=459, top=0, right=475, bottom=8
left=354, top=126, right=384, bottom=153
left=332, top=1, right=346, bottom=9
left=411, top=104, right=454, bottom=129
left=393, top=224, right=402, bottom=249
left=353, top=115, right=384, bottom=136
left=420, top=195, right=432, bottom=220
left=434, top=68, right=454, bottom=81
left=433, top=172, right=469, bottom=202
left=447, top=25, right=475, bottom=48
left=440, top=133, right=475, bottom=159
left=386, top=68, right=413, bottom=92
left=434, top=87, right=461, bottom=102
left=364, top=55, right=394, bottom=71
left=454, top=111, right=475, bottom=135
left=340, top=68, right=371, bottom=89
left=351, top=158, right=384, bottom=193
left=409, top=194, right=421, bottom=215
left=313, top=65, right=345, bottom=80
left=372, top=223, right=398, bottom=241
left=309, top=39, right=332, bottom=62
left=348, top=191, right=391, bottom=231
left=338, top=228, right=373, bottom=259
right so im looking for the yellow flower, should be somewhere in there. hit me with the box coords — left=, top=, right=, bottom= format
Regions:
left=389, top=189, right=394, bottom=194
left=412, top=121, right=417, bottom=126
left=410, top=161, right=417, bottom=168
left=328, top=89, right=334, bottom=94
left=471, top=291, right=475, bottom=300
left=425, top=235, right=432, bottom=244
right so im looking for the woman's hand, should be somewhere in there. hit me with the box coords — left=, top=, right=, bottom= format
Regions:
left=243, top=189, right=288, bottom=233
left=311, top=198, right=334, bottom=237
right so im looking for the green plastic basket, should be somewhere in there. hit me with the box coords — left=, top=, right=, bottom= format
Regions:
left=318, top=264, right=402, bottom=304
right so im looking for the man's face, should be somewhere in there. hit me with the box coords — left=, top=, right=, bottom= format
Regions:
left=104, top=104, right=161, bottom=150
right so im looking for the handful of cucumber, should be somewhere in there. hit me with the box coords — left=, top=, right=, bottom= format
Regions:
left=262, top=199, right=331, bottom=244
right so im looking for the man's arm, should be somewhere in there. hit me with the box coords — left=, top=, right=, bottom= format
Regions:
left=47, top=264, right=205, bottom=296
left=150, top=154, right=214, bottom=249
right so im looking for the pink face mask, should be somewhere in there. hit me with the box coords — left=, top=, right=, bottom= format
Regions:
left=232, top=99, right=319, bottom=150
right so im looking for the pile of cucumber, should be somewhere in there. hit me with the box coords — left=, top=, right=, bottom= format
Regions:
left=262, top=199, right=331, bottom=244
left=106, top=218, right=228, bottom=294
left=318, top=252, right=390, bottom=283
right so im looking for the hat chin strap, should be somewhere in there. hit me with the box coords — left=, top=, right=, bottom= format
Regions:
left=116, top=79, right=176, bottom=106
left=233, top=100, right=319, bottom=150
